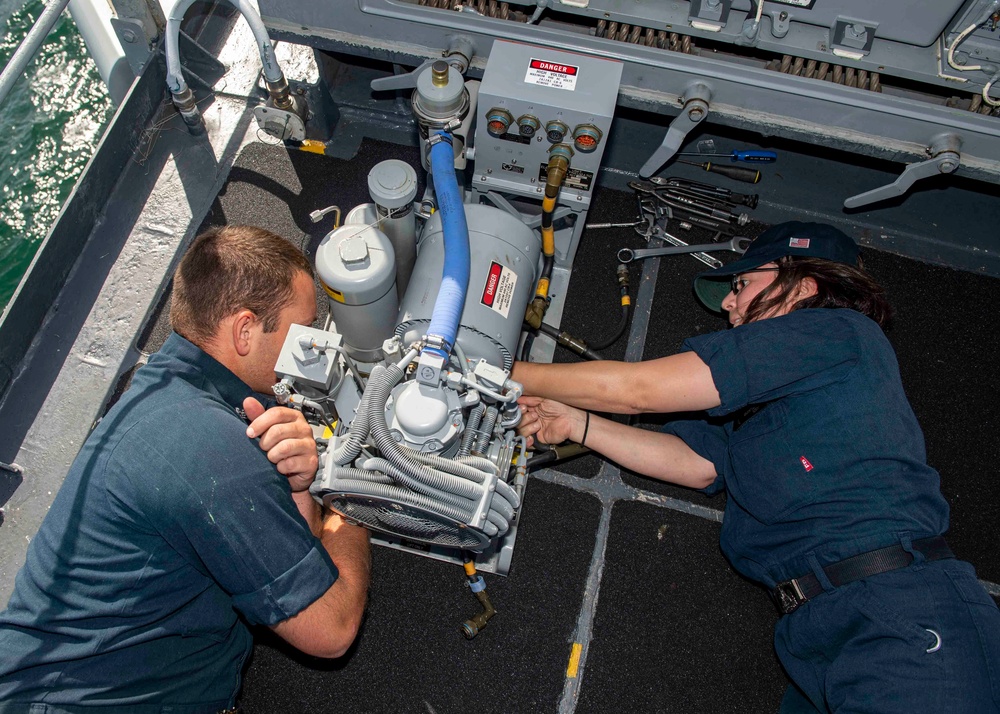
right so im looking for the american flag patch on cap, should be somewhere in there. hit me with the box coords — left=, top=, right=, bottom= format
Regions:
left=789, top=237, right=810, bottom=248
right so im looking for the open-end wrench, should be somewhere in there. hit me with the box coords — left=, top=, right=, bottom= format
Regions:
left=629, top=180, right=744, bottom=233
left=618, top=235, right=751, bottom=264
left=648, top=176, right=759, bottom=208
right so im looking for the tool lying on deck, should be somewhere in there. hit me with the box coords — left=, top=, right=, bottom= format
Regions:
left=629, top=179, right=755, bottom=233
left=675, top=160, right=762, bottom=183
left=624, top=176, right=759, bottom=268
left=586, top=219, right=645, bottom=230
left=648, top=177, right=759, bottom=208
left=618, top=235, right=751, bottom=263
left=677, top=150, right=777, bottom=163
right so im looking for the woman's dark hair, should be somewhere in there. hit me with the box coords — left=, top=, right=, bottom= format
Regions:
left=743, top=255, right=893, bottom=329
left=170, top=225, right=314, bottom=346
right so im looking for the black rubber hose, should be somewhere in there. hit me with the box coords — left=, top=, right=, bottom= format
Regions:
left=536, top=322, right=604, bottom=361
left=526, top=442, right=591, bottom=469
left=519, top=331, right=535, bottom=362
left=587, top=302, right=630, bottom=351
left=588, top=263, right=632, bottom=351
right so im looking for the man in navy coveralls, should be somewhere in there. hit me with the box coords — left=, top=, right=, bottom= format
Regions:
left=0, top=225, right=370, bottom=712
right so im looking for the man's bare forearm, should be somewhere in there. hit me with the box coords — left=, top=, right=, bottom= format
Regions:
left=269, top=513, right=371, bottom=658
left=322, top=514, right=371, bottom=614
left=318, top=513, right=371, bottom=653
left=293, top=494, right=370, bottom=608
left=292, top=491, right=323, bottom=537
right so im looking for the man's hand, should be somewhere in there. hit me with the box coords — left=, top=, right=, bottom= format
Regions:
left=516, top=395, right=588, bottom=447
left=244, top=397, right=318, bottom=492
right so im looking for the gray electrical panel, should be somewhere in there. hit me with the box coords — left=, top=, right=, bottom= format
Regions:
left=472, top=40, right=622, bottom=208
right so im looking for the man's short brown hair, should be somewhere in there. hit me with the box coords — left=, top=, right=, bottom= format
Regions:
left=170, top=225, right=314, bottom=346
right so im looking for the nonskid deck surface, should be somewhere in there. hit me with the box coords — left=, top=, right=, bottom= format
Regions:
left=132, top=139, right=998, bottom=713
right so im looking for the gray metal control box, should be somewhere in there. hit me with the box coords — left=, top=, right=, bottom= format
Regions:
left=473, top=40, right=622, bottom=208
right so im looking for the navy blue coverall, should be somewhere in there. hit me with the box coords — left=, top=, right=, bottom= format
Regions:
left=665, top=307, right=1000, bottom=713
left=0, top=333, right=339, bottom=712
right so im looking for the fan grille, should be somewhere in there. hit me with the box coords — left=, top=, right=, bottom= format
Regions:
left=324, top=493, right=490, bottom=551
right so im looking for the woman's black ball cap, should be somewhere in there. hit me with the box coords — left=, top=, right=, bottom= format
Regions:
left=693, top=221, right=861, bottom=312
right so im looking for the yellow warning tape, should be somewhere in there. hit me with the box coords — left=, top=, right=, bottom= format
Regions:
left=566, top=642, right=583, bottom=678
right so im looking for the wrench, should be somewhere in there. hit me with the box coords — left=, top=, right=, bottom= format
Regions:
left=618, top=235, right=751, bottom=264
left=629, top=180, right=743, bottom=233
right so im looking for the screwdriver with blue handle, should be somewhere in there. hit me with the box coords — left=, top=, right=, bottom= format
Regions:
left=677, top=150, right=777, bottom=162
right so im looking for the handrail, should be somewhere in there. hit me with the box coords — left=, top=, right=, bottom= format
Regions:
left=0, top=0, right=73, bottom=108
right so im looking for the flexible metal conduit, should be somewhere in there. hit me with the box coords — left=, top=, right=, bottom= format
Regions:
left=361, top=458, right=482, bottom=513
left=327, top=474, right=478, bottom=525
left=458, top=403, right=485, bottom=457
left=525, top=151, right=569, bottom=329
left=366, top=371, right=517, bottom=533
left=327, top=358, right=518, bottom=537
left=165, top=0, right=290, bottom=127
left=474, top=406, right=499, bottom=455
left=166, top=0, right=281, bottom=92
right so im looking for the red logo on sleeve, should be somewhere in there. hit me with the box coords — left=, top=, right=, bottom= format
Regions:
left=800, top=456, right=814, bottom=472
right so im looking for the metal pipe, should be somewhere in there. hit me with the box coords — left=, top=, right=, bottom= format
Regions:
left=165, top=0, right=282, bottom=94
left=165, top=0, right=288, bottom=128
left=460, top=559, right=497, bottom=639
left=0, top=0, right=73, bottom=109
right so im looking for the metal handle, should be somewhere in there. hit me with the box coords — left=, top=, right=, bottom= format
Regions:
left=843, top=134, right=962, bottom=209
left=639, top=83, right=712, bottom=179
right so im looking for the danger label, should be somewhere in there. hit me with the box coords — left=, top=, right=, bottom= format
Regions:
left=525, top=58, right=579, bottom=91
left=481, top=261, right=517, bottom=318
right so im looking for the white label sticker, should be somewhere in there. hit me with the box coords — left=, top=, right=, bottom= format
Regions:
left=524, top=58, right=579, bottom=91
left=481, top=261, right=517, bottom=318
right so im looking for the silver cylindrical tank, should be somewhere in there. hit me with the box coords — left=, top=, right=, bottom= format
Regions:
left=343, top=203, right=377, bottom=226
left=368, top=160, right=418, bottom=297
left=396, top=203, right=541, bottom=370
left=316, top=223, right=398, bottom=362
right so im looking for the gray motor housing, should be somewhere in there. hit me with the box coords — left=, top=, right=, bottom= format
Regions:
left=397, top=203, right=541, bottom=370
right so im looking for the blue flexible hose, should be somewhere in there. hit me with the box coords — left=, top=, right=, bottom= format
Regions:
left=426, top=133, right=470, bottom=357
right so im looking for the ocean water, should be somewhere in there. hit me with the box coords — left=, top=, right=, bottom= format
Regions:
left=0, top=0, right=111, bottom=312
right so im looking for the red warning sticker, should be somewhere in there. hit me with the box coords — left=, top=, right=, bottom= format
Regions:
left=525, top=58, right=579, bottom=90
left=481, top=261, right=517, bottom=318
left=529, top=59, right=578, bottom=75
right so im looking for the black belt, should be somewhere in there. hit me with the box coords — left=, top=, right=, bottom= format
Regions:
left=771, top=536, right=954, bottom=615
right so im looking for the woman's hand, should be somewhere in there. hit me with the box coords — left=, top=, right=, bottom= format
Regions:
left=517, top=395, right=587, bottom=447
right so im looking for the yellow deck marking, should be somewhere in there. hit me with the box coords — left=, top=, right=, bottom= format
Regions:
left=566, top=642, right=583, bottom=678
left=298, top=139, right=327, bottom=155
